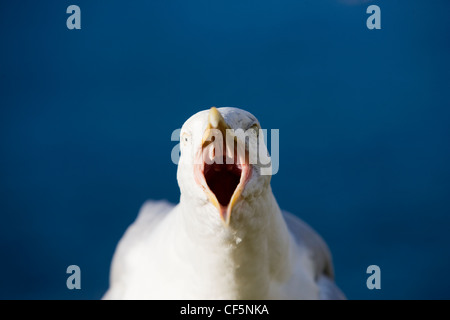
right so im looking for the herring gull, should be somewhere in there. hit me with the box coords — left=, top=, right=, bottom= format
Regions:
left=103, top=107, right=345, bottom=300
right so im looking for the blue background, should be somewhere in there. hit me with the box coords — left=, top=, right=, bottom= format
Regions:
left=1, top=0, right=449, bottom=299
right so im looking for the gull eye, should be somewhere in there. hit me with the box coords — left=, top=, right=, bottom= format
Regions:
left=249, top=123, right=260, bottom=136
left=181, top=132, right=191, bottom=145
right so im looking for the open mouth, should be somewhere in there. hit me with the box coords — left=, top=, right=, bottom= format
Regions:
left=194, top=140, right=251, bottom=224
left=192, top=107, right=252, bottom=224
left=204, top=158, right=242, bottom=207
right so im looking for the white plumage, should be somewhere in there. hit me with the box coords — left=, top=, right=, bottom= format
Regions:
left=104, top=107, right=345, bottom=300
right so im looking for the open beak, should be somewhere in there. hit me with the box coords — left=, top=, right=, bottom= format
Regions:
left=194, top=107, right=252, bottom=225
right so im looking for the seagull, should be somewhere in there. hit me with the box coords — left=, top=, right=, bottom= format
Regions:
left=103, top=107, right=345, bottom=300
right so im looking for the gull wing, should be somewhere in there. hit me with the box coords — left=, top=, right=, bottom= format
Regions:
left=282, top=210, right=346, bottom=300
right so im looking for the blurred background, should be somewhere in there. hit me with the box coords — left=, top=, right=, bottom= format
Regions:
left=1, top=0, right=449, bottom=299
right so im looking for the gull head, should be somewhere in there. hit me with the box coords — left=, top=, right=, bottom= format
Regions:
left=177, top=107, right=272, bottom=226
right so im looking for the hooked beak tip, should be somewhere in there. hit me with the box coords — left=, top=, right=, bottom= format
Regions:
left=209, top=107, right=221, bottom=128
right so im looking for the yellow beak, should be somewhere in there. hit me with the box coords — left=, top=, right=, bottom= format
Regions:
left=200, top=107, right=251, bottom=226
left=201, top=107, right=231, bottom=147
